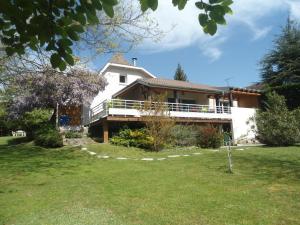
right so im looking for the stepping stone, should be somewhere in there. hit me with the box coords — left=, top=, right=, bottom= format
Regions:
left=116, top=157, right=127, bottom=160
left=88, top=151, right=97, bottom=155
left=81, top=147, right=87, bottom=151
left=192, top=152, right=202, bottom=155
left=141, top=158, right=154, bottom=161
left=168, top=155, right=180, bottom=158
left=97, top=155, right=109, bottom=159
left=157, top=158, right=166, bottom=160
left=183, top=154, right=190, bottom=157
left=236, top=148, right=244, bottom=151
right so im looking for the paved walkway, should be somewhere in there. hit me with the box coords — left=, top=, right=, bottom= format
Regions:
left=80, top=147, right=206, bottom=161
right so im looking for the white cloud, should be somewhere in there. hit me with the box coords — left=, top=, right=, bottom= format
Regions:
left=138, top=0, right=300, bottom=61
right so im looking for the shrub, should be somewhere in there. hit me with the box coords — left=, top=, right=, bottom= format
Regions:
left=34, top=125, right=63, bottom=148
left=170, top=125, right=198, bottom=146
left=65, top=131, right=82, bottom=139
left=255, top=92, right=300, bottom=146
left=197, top=126, right=223, bottom=149
left=110, top=128, right=154, bottom=149
left=22, top=109, right=52, bottom=139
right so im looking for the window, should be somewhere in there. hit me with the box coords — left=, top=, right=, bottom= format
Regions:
left=119, top=75, right=127, bottom=83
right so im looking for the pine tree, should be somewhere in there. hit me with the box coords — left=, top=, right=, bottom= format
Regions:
left=260, top=18, right=300, bottom=86
left=174, top=64, right=188, bottom=81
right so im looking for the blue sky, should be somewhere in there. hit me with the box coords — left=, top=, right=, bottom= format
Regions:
left=91, top=0, right=300, bottom=88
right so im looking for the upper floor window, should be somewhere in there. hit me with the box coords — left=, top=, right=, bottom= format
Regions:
left=119, top=74, right=127, bottom=84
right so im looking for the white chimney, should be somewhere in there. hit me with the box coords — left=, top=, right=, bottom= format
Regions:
left=132, top=57, right=137, bottom=66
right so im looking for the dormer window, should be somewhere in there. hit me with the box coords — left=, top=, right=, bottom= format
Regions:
left=119, top=74, right=127, bottom=84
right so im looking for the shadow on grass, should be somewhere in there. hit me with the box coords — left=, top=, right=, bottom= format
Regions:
left=0, top=139, right=83, bottom=174
left=232, top=150, right=300, bottom=181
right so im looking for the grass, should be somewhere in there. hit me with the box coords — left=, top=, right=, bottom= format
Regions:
left=0, top=136, right=300, bottom=225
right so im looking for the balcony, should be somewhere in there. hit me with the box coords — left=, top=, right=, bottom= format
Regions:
left=90, top=99, right=231, bottom=123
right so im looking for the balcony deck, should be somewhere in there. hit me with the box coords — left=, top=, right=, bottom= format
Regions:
left=90, top=99, right=232, bottom=124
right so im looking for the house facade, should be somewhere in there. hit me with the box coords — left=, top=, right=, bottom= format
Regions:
left=84, top=54, right=261, bottom=144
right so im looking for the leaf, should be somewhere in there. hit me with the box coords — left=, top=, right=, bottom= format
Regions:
left=209, top=0, right=223, bottom=4
left=101, top=0, right=118, bottom=6
left=50, top=53, right=61, bottom=68
left=204, top=20, right=217, bottom=35
left=86, top=11, right=99, bottom=24
left=147, top=0, right=158, bottom=10
left=221, top=0, right=233, bottom=6
left=178, top=0, right=187, bottom=10
left=67, top=29, right=79, bottom=41
left=76, top=13, right=86, bottom=25
left=70, top=24, right=85, bottom=33
left=58, top=38, right=73, bottom=47
left=5, top=47, right=15, bottom=56
left=102, top=3, right=114, bottom=17
left=62, top=53, right=75, bottom=66
left=139, top=0, right=148, bottom=12
left=91, top=0, right=102, bottom=10
left=58, top=60, right=67, bottom=71
left=195, top=1, right=205, bottom=10
left=198, top=13, right=208, bottom=27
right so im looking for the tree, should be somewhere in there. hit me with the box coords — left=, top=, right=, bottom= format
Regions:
left=141, top=94, right=175, bottom=151
left=260, top=19, right=300, bottom=86
left=174, top=64, right=188, bottom=81
left=6, top=66, right=106, bottom=121
left=0, top=0, right=233, bottom=69
left=254, top=92, right=300, bottom=146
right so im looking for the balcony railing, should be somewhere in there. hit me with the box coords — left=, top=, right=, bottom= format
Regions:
left=90, top=99, right=231, bottom=123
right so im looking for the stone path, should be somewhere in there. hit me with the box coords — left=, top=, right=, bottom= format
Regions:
left=80, top=147, right=205, bottom=162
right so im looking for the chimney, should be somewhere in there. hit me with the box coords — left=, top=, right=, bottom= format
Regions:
left=132, top=57, right=137, bottom=66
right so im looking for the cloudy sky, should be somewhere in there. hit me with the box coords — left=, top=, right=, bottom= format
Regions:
left=93, top=0, right=300, bottom=87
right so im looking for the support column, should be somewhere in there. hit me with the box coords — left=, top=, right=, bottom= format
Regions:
left=208, top=95, right=216, bottom=112
left=103, top=120, right=109, bottom=143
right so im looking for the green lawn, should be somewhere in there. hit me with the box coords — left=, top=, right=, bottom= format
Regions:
left=1, top=136, right=300, bottom=225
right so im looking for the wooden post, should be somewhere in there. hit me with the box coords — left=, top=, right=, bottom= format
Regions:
left=103, top=121, right=109, bottom=143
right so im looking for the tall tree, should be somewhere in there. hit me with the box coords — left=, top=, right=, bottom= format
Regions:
left=260, top=19, right=300, bottom=86
left=174, top=64, right=188, bottom=81
left=0, top=0, right=233, bottom=70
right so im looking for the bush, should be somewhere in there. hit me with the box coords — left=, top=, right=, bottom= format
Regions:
left=110, top=128, right=154, bottom=149
left=170, top=125, right=198, bottom=146
left=65, top=131, right=82, bottom=139
left=34, top=125, right=63, bottom=148
left=197, top=126, right=223, bottom=149
left=22, top=109, right=52, bottom=139
left=255, top=92, right=300, bottom=146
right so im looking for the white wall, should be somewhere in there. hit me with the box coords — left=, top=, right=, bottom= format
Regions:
left=231, top=107, right=257, bottom=143
left=90, top=66, right=151, bottom=108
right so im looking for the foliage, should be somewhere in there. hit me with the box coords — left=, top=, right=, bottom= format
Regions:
left=264, top=83, right=300, bottom=109
left=6, top=67, right=106, bottom=119
left=170, top=125, right=198, bottom=146
left=0, top=0, right=118, bottom=70
left=255, top=92, right=300, bottom=146
left=174, top=64, right=188, bottom=81
left=0, top=1, right=233, bottom=69
left=260, top=19, right=300, bottom=86
left=22, top=109, right=52, bottom=139
left=293, top=107, right=300, bottom=141
left=110, top=128, right=154, bottom=149
left=197, top=126, right=223, bottom=149
left=34, top=125, right=63, bottom=148
left=64, top=131, right=82, bottom=139
left=142, top=94, right=175, bottom=151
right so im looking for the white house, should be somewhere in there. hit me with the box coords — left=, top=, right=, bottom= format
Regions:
left=65, top=54, right=261, bottom=144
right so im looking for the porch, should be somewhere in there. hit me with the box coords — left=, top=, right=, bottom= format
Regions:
left=90, top=99, right=232, bottom=124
